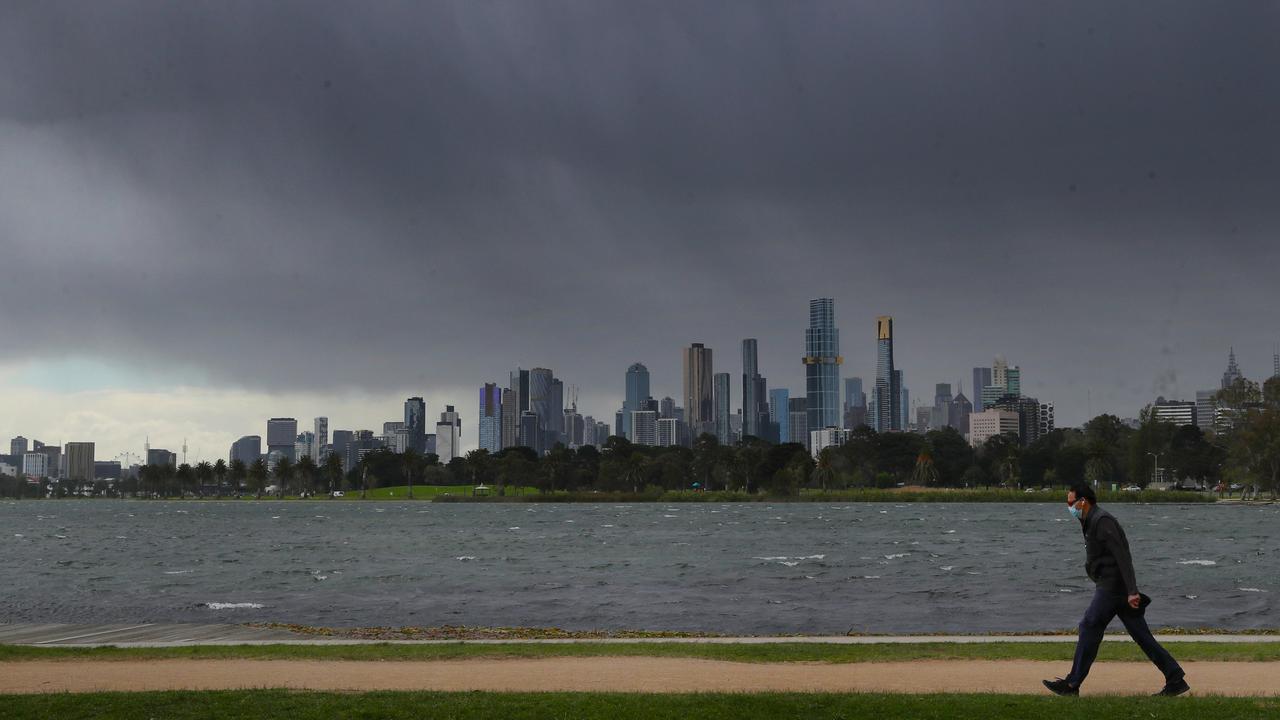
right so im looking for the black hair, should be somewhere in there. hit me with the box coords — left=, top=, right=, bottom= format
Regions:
left=1069, top=482, right=1097, bottom=505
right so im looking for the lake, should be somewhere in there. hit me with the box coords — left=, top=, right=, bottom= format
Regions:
left=1, top=500, right=1274, bottom=634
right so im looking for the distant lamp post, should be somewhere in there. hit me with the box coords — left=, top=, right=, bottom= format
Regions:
left=1146, top=452, right=1163, bottom=487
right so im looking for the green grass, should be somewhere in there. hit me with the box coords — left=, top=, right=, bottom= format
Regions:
left=2, top=691, right=1277, bottom=720
left=434, top=488, right=1213, bottom=503
left=344, top=485, right=538, bottom=500
left=3, top=641, right=1279, bottom=663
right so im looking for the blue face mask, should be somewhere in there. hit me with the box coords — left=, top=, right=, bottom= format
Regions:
left=1068, top=504, right=1083, bottom=520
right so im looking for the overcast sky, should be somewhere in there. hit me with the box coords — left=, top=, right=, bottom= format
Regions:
left=2, top=1, right=1278, bottom=463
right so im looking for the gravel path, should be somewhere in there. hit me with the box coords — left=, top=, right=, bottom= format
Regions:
left=2, top=658, right=1277, bottom=695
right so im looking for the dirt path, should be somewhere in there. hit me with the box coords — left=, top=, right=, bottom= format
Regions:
left=2, top=658, right=1277, bottom=695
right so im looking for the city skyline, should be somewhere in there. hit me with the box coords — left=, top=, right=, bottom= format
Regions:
left=3, top=3, right=1279, bottom=462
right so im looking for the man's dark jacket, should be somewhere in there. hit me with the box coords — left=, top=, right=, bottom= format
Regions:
left=1080, top=505, right=1139, bottom=596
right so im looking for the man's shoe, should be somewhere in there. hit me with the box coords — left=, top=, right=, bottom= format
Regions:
left=1043, top=678, right=1079, bottom=696
left=1154, top=678, right=1190, bottom=697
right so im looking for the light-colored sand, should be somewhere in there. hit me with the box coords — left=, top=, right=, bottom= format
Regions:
left=1, top=658, right=1276, bottom=695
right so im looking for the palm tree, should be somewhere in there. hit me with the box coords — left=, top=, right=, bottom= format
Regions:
left=814, top=448, right=837, bottom=491
left=323, top=452, right=344, bottom=495
left=213, top=459, right=228, bottom=497
left=194, top=461, right=213, bottom=497
left=176, top=463, right=194, bottom=497
left=910, top=450, right=939, bottom=487
left=248, top=458, right=268, bottom=499
left=295, top=455, right=318, bottom=497
left=272, top=456, right=294, bottom=498
left=402, top=448, right=421, bottom=499
left=623, top=454, right=649, bottom=494
left=229, top=458, right=247, bottom=496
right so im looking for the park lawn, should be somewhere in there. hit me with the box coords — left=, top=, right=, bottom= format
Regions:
left=349, top=485, right=537, bottom=500
left=4, top=641, right=1280, bottom=663
left=3, top=690, right=1277, bottom=720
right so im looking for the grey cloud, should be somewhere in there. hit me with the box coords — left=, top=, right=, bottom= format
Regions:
left=1, top=1, right=1278, bottom=426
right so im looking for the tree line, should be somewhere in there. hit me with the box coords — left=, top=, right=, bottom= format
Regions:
left=5, top=376, right=1277, bottom=499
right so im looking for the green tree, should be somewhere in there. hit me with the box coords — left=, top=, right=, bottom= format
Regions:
left=295, top=455, right=319, bottom=496
left=322, top=452, right=344, bottom=494
left=400, top=448, right=421, bottom=499
left=229, top=458, right=247, bottom=495
left=194, top=461, right=214, bottom=497
left=176, top=463, right=194, bottom=497
left=248, top=458, right=268, bottom=499
left=213, top=459, right=228, bottom=496
left=272, top=456, right=293, bottom=498
left=910, top=449, right=940, bottom=486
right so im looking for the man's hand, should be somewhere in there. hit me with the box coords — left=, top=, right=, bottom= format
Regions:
left=1128, top=593, right=1141, bottom=609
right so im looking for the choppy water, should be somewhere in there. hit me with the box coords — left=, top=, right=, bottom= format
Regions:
left=1, top=500, right=1275, bottom=633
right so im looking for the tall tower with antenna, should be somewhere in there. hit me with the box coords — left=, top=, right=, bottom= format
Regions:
left=1273, top=345, right=1279, bottom=379
left=182, top=438, right=188, bottom=466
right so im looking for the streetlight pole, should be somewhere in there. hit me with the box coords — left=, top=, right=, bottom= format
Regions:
left=1146, top=452, right=1163, bottom=488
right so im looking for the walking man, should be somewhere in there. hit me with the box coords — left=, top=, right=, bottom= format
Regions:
left=1043, top=482, right=1189, bottom=697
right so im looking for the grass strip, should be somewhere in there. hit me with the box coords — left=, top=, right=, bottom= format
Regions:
left=3, top=641, right=1280, bottom=663
left=3, top=690, right=1278, bottom=720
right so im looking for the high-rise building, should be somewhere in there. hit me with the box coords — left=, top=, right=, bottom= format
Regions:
left=295, top=432, right=314, bottom=462
left=22, top=452, right=48, bottom=479
left=896, top=370, right=908, bottom=431
left=330, top=430, right=352, bottom=470
left=436, top=405, right=461, bottom=464
left=1152, top=397, right=1197, bottom=427
left=518, top=411, right=541, bottom=454
left=266, top=418, right=298, bottom=462
left=64, top=442, right=94, bottom=482
left=992, top=395, right=1048, bottom=446
left=597, top=422, right=611, bottom=442
left=969, top=409, right=1021, bottom=447
left=479, top=383, right=503, bottom=453
left=230, top=435, right=261, bottom=466
left=810, top=427, right=850, bottom=459
left=10, top=436, right=28, bottom=457
left=972, top=367, right=993, bottom=411
left=659, top=396, right=677, bottom=419
left=1195, top=390, right=1218, bottom=435
left=623, top=363, right=651, bottom=438
left=805, top=299, right=843, bottom=434
left=549, top=377, right=565, bottom=442
left=844, top=377, right=865, bottom=411
left=404, top=397, right=426, bottom=453
left=1006, top=366, right=1022, bottom=397
left=993, top=356, right=1009, bottom=389
left=564, top=409, right=585, bottom=447
left=501, top=387, right=518, bottom=449
left=529, top=367, right=554, bottom=442
left=683, top=343, right=715, bottom=437
left=788, top=397, right=809, bottom=447
left=930, top=383, right=953, bottom=432
left=770, top=388, right=790, bottom=445
left=741, top=339, right=769, bottom=439
left=713, top=372, right=732, bottom=444
left=656, top=418, right=680, bottom=448
left=312, top=417, right=328, bottom=462
left=583, top=416, right=598, bottom=447
left=146, top=448, right=177, bottom=468
left=951, top=391, right=973, bottom=435
left=630, top=410, right=658, bottom=446
left=1222, top=347, right=1243, bottom=389
left=615, top=409, right=626, bottom=439
left=873, top=316, right=899, bottom=431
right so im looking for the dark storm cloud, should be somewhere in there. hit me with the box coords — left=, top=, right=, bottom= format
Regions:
left=1, top=1, right=1278, bottom=423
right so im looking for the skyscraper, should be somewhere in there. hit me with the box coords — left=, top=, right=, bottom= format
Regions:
left=1222, top=347, right=1243, bottom=389
left=10, top=436, right=28, bottom=457
left=683, top=343, right=714, bottom=436
left=972, top=367, right=993, bottom=411
left=844, top=377, right=865, bottom=413
left=741, top=339, right=768, bottom=438
left=623, top=363, right=651, bottom=438
left=873, top=316, right=899, bottom=431
left=500, top=387, right=517, bottom=449
left=64, top=442, right=94, bottom=482
left=436, top=405, right=461, bottom=463
left=529, top=368, right=554, bottom=435
left=788, top=397, right=809, bottom=447
left=714, top=372, right=731, bottom=444
left=266, top=418, right=298, bottom=462
left=805, top=298, right=842, bottom=433
left=630, top=410, right=657, bottom=446
left=312, top=417, right=328, bottom=462
left=549, top=377, right=565, bottom=442
left=479, top=383, right=502, bottom=453
left=230, top=435, right=261, bottom=466
left=404, top=397, right=426, bottom=453
left=330, top=430, right=352, bottom=470
left=519, top=411, right=541, bottom=454
left=769, top=388, right=790, bottom=445
left=896, top=370, right=908, bottom=431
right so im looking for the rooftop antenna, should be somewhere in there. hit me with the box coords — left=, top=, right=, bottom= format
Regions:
left=1273, top=344, right=1279, bottom=379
